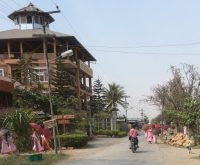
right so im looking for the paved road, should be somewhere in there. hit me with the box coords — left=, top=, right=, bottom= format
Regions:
left=58, top=135, right=166, bottom=165
left=57, top=134, right=200, bottom=165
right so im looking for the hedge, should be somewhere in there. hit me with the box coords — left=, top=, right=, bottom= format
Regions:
left=57, top=134, right=89, bottom=148
left=94, top=130, right=127, bottom=137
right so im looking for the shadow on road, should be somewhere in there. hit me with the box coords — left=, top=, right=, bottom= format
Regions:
left=134, top=150, right=152, bottom=153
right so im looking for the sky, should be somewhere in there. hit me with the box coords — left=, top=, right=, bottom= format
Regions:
left=1, top=0, right=200, bottom=120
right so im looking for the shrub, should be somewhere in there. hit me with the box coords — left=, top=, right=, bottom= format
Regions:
left=57, top=134, right=89, bottom=148
left=117, top=131, right=127, bottom=137
left=94, top=129, right=127, bottom=137
left=3, top=109, right=37, bottom=152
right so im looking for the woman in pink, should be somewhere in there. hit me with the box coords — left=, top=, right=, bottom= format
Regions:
left=129, top=125, right=139, bottom=147
left=1, top=134, right=10, bottom=154
left=146, top=128, right=153, bottom=143
left=32, top=129, right=43, bottom=152
left=8, top=132, right=16, bottom=153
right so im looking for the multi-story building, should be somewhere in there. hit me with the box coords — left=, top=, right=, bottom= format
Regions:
left=0, top=3, right=96, bottom=111
left=0, top=76, right=13, bottom=108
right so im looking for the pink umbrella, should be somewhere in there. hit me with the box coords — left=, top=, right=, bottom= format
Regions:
left=155, top=124, right=161, bottom=129
left=42, top=127, right=51, bottom=140
left=30, top=123, right=43, bottom=134
left=142, top=124, right=149, bottom=131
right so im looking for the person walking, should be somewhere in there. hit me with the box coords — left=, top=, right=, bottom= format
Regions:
left=1, top=132, right=10, bottom=154
left=146, top=127, right=153, bottom=144
left=8, top=131, right=16, bottom=153
left=32, top=129, right=43, bottom=152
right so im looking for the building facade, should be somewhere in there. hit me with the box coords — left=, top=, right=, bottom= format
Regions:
left=0, top=3, right=96, bottom=111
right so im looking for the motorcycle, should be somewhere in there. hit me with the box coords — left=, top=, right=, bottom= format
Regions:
left=130, top=137, right=138, bottom=153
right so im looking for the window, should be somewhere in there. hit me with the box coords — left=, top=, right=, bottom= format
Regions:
left=21, top=16, right=26, bottom=23
left=0, top=69, right=4, bottom=77
left=33, top=68, right=48, bottom=82
left=40, top=17, right=44, bottom=25
left=27, top=15, right=32, bottom=23
left=34, top=16, right=39, bottom=24
left=14, top=16, right=19, bottom=24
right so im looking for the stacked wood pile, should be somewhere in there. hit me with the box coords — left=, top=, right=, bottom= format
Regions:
left=166, top=133, right=194, bottom=147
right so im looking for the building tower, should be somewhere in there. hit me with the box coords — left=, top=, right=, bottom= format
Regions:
left=8, top=3, right=54, bottom=30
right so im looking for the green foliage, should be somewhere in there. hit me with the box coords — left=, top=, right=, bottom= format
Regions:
left=144, top=115, right=149, bottom=124
left=57, top=134, right=89, bottom=148
left=0, top=154, right=66, bottom=165
left=51, top=58, right=76, bottom=98
left=104, top=83, right=126, bottom=111
left=91, top=78, right=107, bottom=115
left=3, top=109, right=37, bottom=152
left=94, top=129, right=127, bottom=137
left=13, top=89, right=68, bottom=114
left=13, top=89, right=49, bottom=111
left=117, top=131, right=127, bottom=137
left=149, top=64, right=200, bottom=133
left=15, top=55, right=38, bottom=89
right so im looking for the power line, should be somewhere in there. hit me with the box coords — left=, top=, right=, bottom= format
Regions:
left=10, top=0, right=23, bottom=8
left=85, top=42, right=200, bottom=49
left=46, top=42, right=200, bottom=56
left=89, top=49, right=200, bottom=55
left=0, top=16, right=13, bottom=23
left=0, top=0, right=15, bottom=11
left=49, top=0, right=88, bottom=46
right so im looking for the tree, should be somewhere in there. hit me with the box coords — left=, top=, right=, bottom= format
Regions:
left=91, top=78, right=106, bottom=115
left=13, top=89, right=68, bottom=114
left=148, top=64, right=200, bottom=136
left=143, top=115, right=149, bottom=124
left=15, top=55, right=37, bottom=89
left=51, top=58, right=76, bottom=98
left=104, top=82, right=126, bottom=111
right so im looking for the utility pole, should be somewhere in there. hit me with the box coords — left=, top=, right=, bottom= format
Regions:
left=140, top=109, right=144, bottom=123
left=33, top=9, right=60, bottom=154
left=124, top=95, right=130, bottom=120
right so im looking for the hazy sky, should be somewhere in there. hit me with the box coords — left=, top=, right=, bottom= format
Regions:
left=1, top=0, right=200, bottom=119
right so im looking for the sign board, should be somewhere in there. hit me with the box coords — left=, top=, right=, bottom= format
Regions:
left=117, top=118, right=126, bottom=122
left=54, top=115, right=75, bottom=120
left=43, top=119, right=57, bottom=128
left=57, top=120, right=70, bottom=125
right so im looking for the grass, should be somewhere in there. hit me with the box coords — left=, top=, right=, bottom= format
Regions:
left=0, top=153, right=68, bottom=165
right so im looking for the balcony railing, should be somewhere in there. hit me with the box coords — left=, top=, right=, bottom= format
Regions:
left=79, top=60, right=93, bottom=77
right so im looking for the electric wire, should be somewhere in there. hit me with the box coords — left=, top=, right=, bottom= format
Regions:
left=10, top=0, right=23, bottom=8
left=49, top=0, right=88, bottom=46
left=47, top=42, right=200, bottom=56
left=0, top=0, right=15, bottom=11
left=84, top=42, right=200, bottom=49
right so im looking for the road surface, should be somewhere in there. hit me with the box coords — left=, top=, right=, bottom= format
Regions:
left=58, top=135, right=200, bottom=165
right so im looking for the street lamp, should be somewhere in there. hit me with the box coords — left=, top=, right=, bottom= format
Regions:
left=45, top=49, right=73, bottom=153
left=60, top=49, right=73, bottom=58
left=49, top=50, right=74, bottom=62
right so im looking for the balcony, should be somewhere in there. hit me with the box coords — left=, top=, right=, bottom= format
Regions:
left=79, top=60, right=93, bottom=77
left=4, top=59, right=19, bottom=64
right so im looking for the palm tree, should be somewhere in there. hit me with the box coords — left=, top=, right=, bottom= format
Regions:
left=104, top=82, right=126, bottom=111
left=104, top=83, right=126, bottom=130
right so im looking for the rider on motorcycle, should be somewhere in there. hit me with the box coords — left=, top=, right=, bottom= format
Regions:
left=129, top=125, right=139, bottom=148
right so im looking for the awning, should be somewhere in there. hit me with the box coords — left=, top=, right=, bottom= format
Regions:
left=0, top=76, right=14, bottom=93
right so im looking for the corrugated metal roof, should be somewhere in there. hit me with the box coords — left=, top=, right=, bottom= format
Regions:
left=0, top=29, right=96, bottom=61
left=0, top=29, right=70, bottom=40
